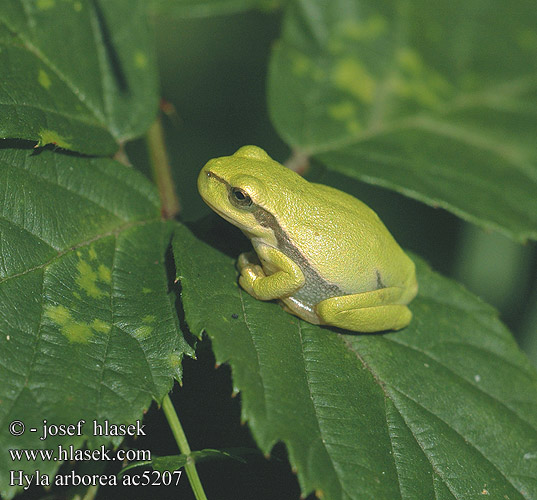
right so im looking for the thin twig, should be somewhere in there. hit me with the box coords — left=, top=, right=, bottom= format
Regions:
left=284, top=148, right=310, bottom=175
left=162, top=394, right=208, bottom=500
left=146, top=116, right=181, bottom=219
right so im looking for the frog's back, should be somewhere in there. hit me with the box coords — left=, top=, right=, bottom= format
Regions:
left=285, top=182, right=416, bottom=298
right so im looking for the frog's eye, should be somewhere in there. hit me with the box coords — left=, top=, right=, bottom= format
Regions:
left=230, top=187, right=253, bottom=208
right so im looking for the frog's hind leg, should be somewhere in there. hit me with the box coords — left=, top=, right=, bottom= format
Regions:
left=315, top=287, right=412, bottom=333
left=280, top=296, right=322, bottom=325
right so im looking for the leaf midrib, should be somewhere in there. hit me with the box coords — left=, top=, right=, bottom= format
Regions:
left=0, top=101, right=107, bottom=129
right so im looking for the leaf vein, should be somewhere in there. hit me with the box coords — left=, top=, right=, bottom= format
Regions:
left=95, top=233, right=117, bottom=419
left=385, top=336, right=537, bottom=432
left=0, top=219, right=158, bottom=284
left=0, top=102, right=105, bottom=128
left=0, top=268, right=45, bottom=429
left=236, top=288, right=268, bottom=422
left=388, top=396, right=462, bottom=500
left=297, top=322, right=358, bottom=500
left=384, top=397, right=404, bottom=500
left=1, top=23, right=106, bottom=126
left=391, top=388, right=526, bottom=499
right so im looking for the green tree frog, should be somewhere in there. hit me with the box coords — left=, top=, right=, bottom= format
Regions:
left=198, top=146, right=418, bottom=332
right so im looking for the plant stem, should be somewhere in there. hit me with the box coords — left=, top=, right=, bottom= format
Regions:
left=81, top=484, right=99, bottom=500
left=146, top=116, right=181, bottom=219
left=284, top=148, right=310, bottom=175
left=162, top=394, right=208, bottom=500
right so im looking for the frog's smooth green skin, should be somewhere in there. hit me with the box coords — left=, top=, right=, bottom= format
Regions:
left=197, top=145, right=418, bottom=333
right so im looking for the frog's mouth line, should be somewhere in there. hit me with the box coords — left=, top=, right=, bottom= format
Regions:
left=200, top=170, right=229, bottom=215
left=201, top=195, right=250, bottom=232
left=202, top=198, right=227, bottom=220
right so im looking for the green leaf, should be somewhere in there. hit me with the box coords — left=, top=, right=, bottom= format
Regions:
left=0, top=149, right=192, bottom=499
left=268, top=0, right=537, bottom=242
left=120, top=447, right=261, bottom=475
left=149, top=0, right=279, bottom=18
left=0, top=0, right=158, bottom=155
left=174, top=222, right=537, bottom=500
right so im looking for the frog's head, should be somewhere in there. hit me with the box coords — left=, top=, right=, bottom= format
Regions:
left=198, top=146, right=307, bottom=240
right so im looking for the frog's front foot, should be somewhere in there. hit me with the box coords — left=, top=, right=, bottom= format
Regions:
left=237, top=246, right=305, bottom=301
left=237, top=252, right=266, bottom=298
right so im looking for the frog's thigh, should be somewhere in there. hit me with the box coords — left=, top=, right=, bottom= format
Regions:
left=315, top=287, right=412, bottom=332
left=238, top=246, right=305, bottom=301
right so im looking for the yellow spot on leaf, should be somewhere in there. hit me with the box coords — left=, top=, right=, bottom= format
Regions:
left=46, top=304, right=71, bottom=325
left=88, top=247, right=98, bottom=260
left=397, top=48, right=422, bottom=74
left=333, top=58, right=375, bottom=103
left=73, top=1, right=82, bottom=12
left=143, top=315, right=156, bottom=323
left=76, top=260, right=106, bottom=299
left=45, top=305, right=93, bottom=343
left=133, top=325, right=153, bottom=339
left=38, top=69, right=51, bottom=90
left=168, top=352, right=182, bottom=369
left=393, top=48, right=452, bottom=108
left=38, top=129, right=72, bottom=149
left=37, top=0, right=55, bottom=9
left=73, top=292, right=81, bottom=300
left=134, top=51, right=148, bottom=69
left=98, top=264, right=111, bottom=284
left=142, top=287, right=152, bottom=294
left=64, top=322, right=93, bottom=343
left=328, top=101, right=362, bottom=135
left=92, top=319, right=111, bottom=334
left=346, top=120, right=361, bottom=135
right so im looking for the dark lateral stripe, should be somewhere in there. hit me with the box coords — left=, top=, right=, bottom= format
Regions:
left=252, top=206, right=343, bottom=300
